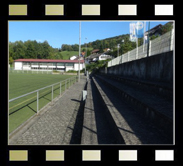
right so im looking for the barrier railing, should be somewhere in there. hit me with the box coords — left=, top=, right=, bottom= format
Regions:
left=9, top=76, right=78, bottom=133
left=9, top=68, right=53, bottom=74
left=108, top=29, right=174, bottom=67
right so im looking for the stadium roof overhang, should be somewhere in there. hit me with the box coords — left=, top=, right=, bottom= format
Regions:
left=14, top=59, right=84, bottom=63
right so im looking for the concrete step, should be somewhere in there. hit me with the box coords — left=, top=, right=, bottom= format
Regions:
left=99, top=74, right=173, bottom=101
left=92, top=76, right=173, bottom=144
left=95, top=75, right=173, bottom=139
left=81, top=79, right=98, bottom=144
left=81, top=78, right=123, bottom=144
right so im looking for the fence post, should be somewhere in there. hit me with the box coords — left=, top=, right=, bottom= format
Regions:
left=149, top=40, right=152, bottom=56
left=52, top=85, right=53, bottom=103
left=65, top=80, right=66, bottom=91
left=136, top=47, right=138, bottom=60
left=37, top=91, right=39, bottom=115
left=170, top=29, right=174, bottom=51
left=60, top=82, right=62, bottom=95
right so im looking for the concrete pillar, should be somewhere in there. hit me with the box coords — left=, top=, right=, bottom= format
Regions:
left=149, top=41, right=152, bottom=56
left=136, top=47, right=138, bottom=59
left=127, top=51, right=130, bottom=62
left=105, top=67, right=107, bottom=74
left=170, top=29, right=174, bottom=51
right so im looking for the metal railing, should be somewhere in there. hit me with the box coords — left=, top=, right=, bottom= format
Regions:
left=9, top=76, right=78, bottom=133
left=9, top=76, right=78, bottom=114
left=108, top=29, right=174, bottom=67
left=9, top=68, right=53, bottom=74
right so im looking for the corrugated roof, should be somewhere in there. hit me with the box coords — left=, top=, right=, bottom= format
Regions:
left=87, top=54, right=100, bottom=59
left=14, top=59, right=84, bottom=63
left=91, top=49, right=100, bottom=53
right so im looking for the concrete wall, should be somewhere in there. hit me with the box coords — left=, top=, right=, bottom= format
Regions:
left=14, top=62, right=22, bottom=70
left=101, top=51, right=173, bottom=83
left=74, top=63, right=84, bottom=71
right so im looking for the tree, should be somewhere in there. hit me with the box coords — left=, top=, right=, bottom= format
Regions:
left=72, top=44, right=79, bottom=51
left=99, top=45, right=103, bottom=53
left=109, top=39, right=116, bottom=49
left=9, top=56, right=14, bottom=64
left=161, top=22, right=173, bottom=35
left=54, top=52, right=63, bottom=59
left=9, top=40, right=58, bottom=60
left=13, top=41, right=26, bottom=59
left=42, top=41, right=52, bottom=59
left=25, top=40, right=36, bottom=58
left=150, top=35, right=159, bottom=40
left=86, top=50, right=91, bottom=57
left=9, top=42, right=15, bottom=60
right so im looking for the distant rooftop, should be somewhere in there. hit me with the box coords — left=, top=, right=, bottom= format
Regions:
left=14, top=59, right=84, bottom=63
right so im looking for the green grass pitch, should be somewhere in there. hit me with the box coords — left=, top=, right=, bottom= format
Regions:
left=9, top=72, right=76, bottom=133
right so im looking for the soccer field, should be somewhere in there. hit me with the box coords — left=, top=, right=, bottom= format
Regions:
left=9, top=72, right=77, bottom=133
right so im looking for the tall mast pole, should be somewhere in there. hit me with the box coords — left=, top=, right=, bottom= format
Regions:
left=78, top=21, right=81, bottom=82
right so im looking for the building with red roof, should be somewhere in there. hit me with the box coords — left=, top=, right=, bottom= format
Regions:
left=14, top=59, right=85, bottom=72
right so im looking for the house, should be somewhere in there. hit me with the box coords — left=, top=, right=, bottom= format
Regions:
left=144, top=24, right=163, bottom=38
left=85, top=54, right=100, bottom=63
left=70, top=56, right=77, bottom=60
left=91, top=49, right=100, bottom=54
left=81, top=52, right=86, bottom=57
left=99, top=52, right=112, bottom=61
left=103, top=48, right=110, bottom=52
left=85, top=51, right=112, bottom=63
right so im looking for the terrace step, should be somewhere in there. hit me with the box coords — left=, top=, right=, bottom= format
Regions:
left=95, top=75, right=173, bottom=141
left=92, top=76, right=172, bottom=144
left=81, top=79, right=98, bottom=144
left=99, top=74, right=173, bottom=100
left=81, top=78, right=123, bottom=144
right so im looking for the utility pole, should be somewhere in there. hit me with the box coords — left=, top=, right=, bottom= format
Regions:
left=143, top=21, right=146, bottom=52
left=136, top=36, right=138, bottom=59
left=147, top=21, right=150, bottom=57
left=121, top=39, right=124, bottom=63
left=78, top=21, right=81, bottom=82
left=117, top=44, right=120, bottom=57
left=85, top=37, right=87, bottom=75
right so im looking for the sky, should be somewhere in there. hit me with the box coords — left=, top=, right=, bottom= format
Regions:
left=9, top=21, right=169, bottom=49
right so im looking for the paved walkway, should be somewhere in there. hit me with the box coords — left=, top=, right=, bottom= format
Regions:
left=9, top=77, right=86, bottom=145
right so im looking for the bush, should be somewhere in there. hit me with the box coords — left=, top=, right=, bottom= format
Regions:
left=66, top=69, right=85, bottom=73
left=66, top=70, right=77, bottom=73
left=52, top=70, right=60, bottom=73
left=86, top=60, right=109, bottom=72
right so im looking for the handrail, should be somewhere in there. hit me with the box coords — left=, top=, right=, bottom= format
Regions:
left=9, top=76, right=77, bottom=102
left=108, top=29, right=174, bottom=67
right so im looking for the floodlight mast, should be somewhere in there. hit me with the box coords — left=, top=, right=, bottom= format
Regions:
left=78, top=21, right=81, bottom=82
left=85, top=37, right=87, bottom=75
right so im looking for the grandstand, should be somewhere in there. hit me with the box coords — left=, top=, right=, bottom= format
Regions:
left=13, top=59, right=85, bottom=72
